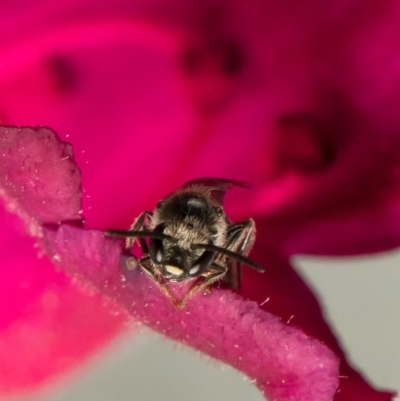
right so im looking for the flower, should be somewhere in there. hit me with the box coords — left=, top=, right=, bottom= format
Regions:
left=1, top=1, right=400, bottom=400
left=0, top=125, right=340, bottom=401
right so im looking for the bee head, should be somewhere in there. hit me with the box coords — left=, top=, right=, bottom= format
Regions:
left=148, top=223, right=215, bottom=282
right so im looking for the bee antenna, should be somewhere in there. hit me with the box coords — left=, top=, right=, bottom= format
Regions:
left=104, top=229, right=176, bottom=242
left=192, top=243, right=264, bottom=273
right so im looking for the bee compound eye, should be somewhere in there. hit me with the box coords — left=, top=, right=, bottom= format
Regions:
left=149, top=223, right=167, bottom=264
left=155, top=247, right=163, bottom=263
left=149, top=238, right=163, bottom=263
left=190, top=250, right=215, bottom=276
left=189, top=264, right=200, bottom=275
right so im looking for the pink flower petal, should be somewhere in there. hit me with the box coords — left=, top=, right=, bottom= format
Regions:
left=250, top=117, right=400, bottom=256
left=0, top=204, right=129, bottom=396
left=0, top=19, right=192, bottom=228
left=1, top=125, right=339, bottom=400
left=241, top=243, right=396, bottom=401
left=0, top=125, right=82, bottom=224
left=0, top=126, right=128, bottom=395
left=43, top=223, right=340, bottom=401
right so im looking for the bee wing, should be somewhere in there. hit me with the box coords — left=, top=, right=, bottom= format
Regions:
left=182, top=177, right=251, bottom=205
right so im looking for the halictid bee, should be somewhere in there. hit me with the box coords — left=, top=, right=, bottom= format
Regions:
left=105, top=178, right=264, bottom=308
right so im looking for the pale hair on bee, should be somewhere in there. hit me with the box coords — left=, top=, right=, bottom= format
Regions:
left=105, top=178, right=263, bottom=309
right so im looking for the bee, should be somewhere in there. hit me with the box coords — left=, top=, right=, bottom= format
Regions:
left=105, top=178, right=263, bottom=308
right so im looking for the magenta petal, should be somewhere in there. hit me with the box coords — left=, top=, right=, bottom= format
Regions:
left=0, top=125, right=82, bottom=224
left=242, top=241, right=396, bottom=401
left=43, top=224, right=339, bottom=401
left=0, top=125, right=127, bottom=395
left=0, top=203, right=129, bottom=395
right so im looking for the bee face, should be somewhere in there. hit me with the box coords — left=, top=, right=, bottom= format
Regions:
left=150, top=241, right=216, bottom=283
left=105, top=178, right=263, bottom=308
left=148, top=190, right=227, bottom=282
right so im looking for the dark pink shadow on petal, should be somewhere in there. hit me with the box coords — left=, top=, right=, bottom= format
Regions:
left=0, top=203, right=129, bottom=396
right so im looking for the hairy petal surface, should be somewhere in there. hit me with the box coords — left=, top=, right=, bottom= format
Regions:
left=242, top=241, right=396, bottom=401
left=43, top=224, right=340, bottom=401
left=0, top=125, right=82, bottom=225
left=0, top=125, right=340, bottom=399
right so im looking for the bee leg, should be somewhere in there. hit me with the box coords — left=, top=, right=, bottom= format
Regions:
left=224, top=259, right=241, bottom=291
left=201, top=261, right=226, bottom=295
left=138, top=259, right=182, bottom=308
left=224, top=219, right=256, bottom=290
left=126, top=211, right=153, bottom=252
left=226, top=218, right=256, bottom=255
left=176, top=264, right=228, bottom=309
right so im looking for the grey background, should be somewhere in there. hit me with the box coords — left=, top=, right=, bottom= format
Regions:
left=9, top=251, right=400, bottom=401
